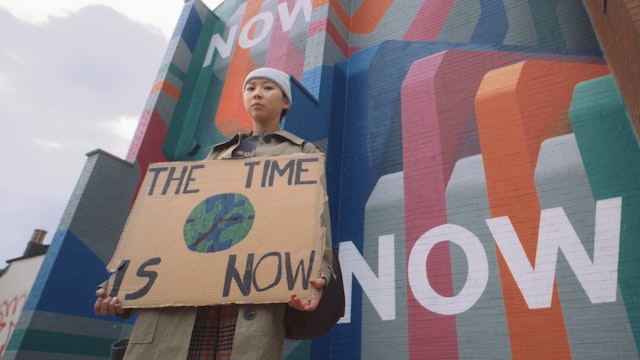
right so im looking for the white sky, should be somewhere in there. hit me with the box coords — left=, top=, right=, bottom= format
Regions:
left=0, top=0, right=222, bottom=265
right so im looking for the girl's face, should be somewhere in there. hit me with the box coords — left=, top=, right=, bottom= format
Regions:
left=243, top=78, right=290, bottom=126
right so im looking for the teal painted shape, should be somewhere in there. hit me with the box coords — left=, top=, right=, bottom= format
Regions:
left=7, top=329, right=112, bottom=357
left=569, top=75, right=640, bottom=349
left=527, top=0, right=565, bottom=47
left=163, top=8, right=229, bottom=161
left=283, top=339, right=311, bottom=359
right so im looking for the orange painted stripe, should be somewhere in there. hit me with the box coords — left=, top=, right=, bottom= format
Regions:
left=214, top=1, right=265, bottom=136
left=151, top=81, right=181, bottom=100
left=329, top=0, right=393, bottom=34
left=475, top=60, right=609, bottom=359
left=312, top=0, right=329, bottom=7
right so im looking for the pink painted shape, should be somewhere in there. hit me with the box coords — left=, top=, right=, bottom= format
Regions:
left=401, top=50, right=519, bottom=359
left=126, top=108, right=168, bottom=204
left=308, top=19, right=327, bottom=37
left=266, top=1, right=305, bottom=79
left=402, top=52, right=457, bottom=360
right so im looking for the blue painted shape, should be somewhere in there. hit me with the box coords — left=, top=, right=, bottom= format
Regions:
left=24, top=229, right=117, bottom=320
left=181, top=2, right=205, bottom=53
left=470, top=0, right=508, bottom=44
left=286, top=75, right=328, bottom=144
left=341, top=42, right=462, bottom=234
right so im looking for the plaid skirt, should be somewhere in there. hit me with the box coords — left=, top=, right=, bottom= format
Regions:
left=187, top=305, right=239, bottom=359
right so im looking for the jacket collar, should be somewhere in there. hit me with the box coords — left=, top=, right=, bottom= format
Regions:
left=210, top=130, right=305, bottom=153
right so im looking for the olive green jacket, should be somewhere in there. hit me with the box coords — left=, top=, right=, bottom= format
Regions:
left=120, top=130, right=334, bottom=359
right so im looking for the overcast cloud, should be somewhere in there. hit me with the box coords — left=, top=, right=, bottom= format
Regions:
left=0, top=1, right=219, bottom=265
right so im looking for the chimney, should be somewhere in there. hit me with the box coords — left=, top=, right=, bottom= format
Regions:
left=30, top=229, right=47, bottom=244
left=21, top=229, right=49, bottom=258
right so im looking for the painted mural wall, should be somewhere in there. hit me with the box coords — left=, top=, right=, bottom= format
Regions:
left=0, top=256, right=45, bottom=358
left=6, top=0, right=640, bottom=359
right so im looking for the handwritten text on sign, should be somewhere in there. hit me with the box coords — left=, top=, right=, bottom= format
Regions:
left=106, top=153, right=327, bottom=308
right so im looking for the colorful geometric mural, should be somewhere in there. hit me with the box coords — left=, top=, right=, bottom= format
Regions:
left=5, top=0, right=640, bottom=359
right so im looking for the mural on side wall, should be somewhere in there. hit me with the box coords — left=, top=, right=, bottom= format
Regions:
left=5, top=0, right=639, bottom=359
left=1, top=292, right=28, bottom=356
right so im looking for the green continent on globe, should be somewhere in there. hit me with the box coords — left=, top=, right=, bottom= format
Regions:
left=183, top=193, right=255, bottom=253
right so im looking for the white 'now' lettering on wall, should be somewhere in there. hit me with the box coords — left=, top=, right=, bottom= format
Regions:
left=338, top=197, right=622, bottom=322
left=203, top=0, right=312, bottom=65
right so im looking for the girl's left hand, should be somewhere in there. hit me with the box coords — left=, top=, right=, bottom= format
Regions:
left=287, top=277, right=326, bottom=311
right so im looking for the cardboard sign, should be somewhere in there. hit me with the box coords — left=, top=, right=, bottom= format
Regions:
left=106, top=153, right=327, bottom=308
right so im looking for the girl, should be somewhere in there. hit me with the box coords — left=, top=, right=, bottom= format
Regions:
left=95, top=68, right=333, bottom=359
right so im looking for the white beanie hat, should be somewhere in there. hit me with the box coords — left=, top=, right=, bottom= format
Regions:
left=243, top=67, right=292, bottom=104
